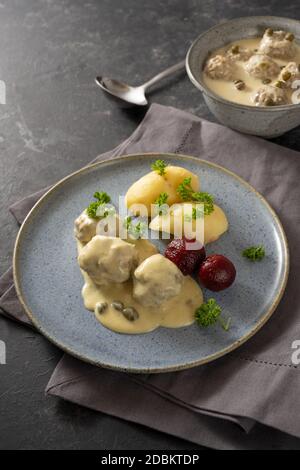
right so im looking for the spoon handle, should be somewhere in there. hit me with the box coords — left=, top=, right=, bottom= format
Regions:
left=142, top=60, right=186, bottom=90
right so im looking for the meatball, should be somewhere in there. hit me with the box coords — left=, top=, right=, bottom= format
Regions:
left=78, top=235, right=138, bottom=286
left=245, top=54, right=280, bottom=80
left=133, top=254, right=183, bottom=307
left=204, top=54, right=235, bottom=80
left=74, top=211, right=98, bottom=243
left=253, top=84, right=288, bottom=106
left=226, top=44, right=253, bottom=62
left=258, top=29, right=296, bottom=59
left=279, top=62, right=300, bottom=86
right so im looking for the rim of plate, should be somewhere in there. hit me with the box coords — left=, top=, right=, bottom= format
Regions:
left=13, top=153, right=290, bottom=373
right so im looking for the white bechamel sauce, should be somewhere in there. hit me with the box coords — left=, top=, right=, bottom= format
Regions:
left=203, top=37, right=300, bottom=106
left=77, top=238, right=203, bottom=334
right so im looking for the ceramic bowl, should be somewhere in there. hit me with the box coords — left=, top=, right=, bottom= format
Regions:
left=186, top=16, right=300, bottom=138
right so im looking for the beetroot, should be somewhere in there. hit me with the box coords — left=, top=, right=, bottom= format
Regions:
left=165, top=238, right=206, bottom=275
left=199, top=254, right=236, bottom=291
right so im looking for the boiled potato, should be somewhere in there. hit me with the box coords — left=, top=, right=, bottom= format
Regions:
left=125, top=166, right=199, bottom=216
left=149, top=203, right=228, bottom=244
left=202, top=205, right=228, bottom=243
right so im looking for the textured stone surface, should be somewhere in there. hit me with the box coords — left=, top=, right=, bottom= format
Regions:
left=0, top=0, right=300, bottom=450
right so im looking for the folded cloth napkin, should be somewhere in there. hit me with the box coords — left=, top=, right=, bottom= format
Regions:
left=1, top=103, right=300, bottom=449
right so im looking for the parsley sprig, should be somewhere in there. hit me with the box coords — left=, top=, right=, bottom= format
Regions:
left=151, top=159, right=168, bottom=176
left=184, top=206, right=204, bottom=222
left=192, top=206, right=204, bottom=219
left=242, top=245, right=265, bottom=262
left=195, top=299, right=231, bottom=331
left=86, top=191, right=111, bottom=219
left=177, top=178, right=214, bottom=216
left=154, top=192, right=169, bottom=215
left=124, top=216, right=148, bottom=239
left=124, top=215, right=132, bottom=231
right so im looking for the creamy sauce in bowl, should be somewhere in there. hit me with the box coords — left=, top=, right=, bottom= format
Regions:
left=203, top=37, right=300, bottom=106
left=77, top=239, right=203, bottom=334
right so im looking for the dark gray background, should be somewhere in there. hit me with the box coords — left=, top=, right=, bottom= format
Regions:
left=0, top=0, right=299, bottom=450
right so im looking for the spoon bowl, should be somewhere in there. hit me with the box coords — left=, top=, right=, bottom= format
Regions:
left=95, top=77, right=148, bottom=106
left=95, top=60, right=185, bottom=107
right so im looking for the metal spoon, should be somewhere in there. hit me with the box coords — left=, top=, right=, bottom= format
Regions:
left=95, top=60, right=185, bottom=106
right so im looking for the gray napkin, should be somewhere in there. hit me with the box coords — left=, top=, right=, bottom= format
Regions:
left=1, top=103, right=300, bottom=449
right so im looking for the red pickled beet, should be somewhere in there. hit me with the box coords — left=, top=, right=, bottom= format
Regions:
left=199, top=254, right=236, bottom=291
left=165, top=238, right=206, bottom=275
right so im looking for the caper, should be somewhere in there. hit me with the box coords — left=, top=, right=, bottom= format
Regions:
left=265, top=28, right=273, bottom=36
left=231, top=45, right=239, bottom=54
left=265, top=97, right=275, bottom=106
left=285, top=33, right=295, bottom=42
left=111, top=301, right=124, bottom=311
left=274, top=80, right=285, bottom=88
left=234, top=79, right=245, bottom=90
left=262, top=78, right=272, bottom=84
left=122, top=307, right=139, bottom=322
left=282, top=71, right=292, bottom=81
left=95, top=302, right=108, bottom=315
left=260, top=62, right=269, bottom=69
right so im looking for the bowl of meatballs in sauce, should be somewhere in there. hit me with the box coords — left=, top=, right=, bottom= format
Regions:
left=186, top=16, right=300, bottom=137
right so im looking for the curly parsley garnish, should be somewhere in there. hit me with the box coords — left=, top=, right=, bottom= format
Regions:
left=177, top=178, right=214, bottom=216
left=151, top=159, right=168, bottom=176
left=124, top=215, right=132, bottom=230
left=86, top=191, right=111, bottom=218
left=242, top=245, right=265, bottom=262
left=96, top=204, right=116, bottom=218
left=192, top=206, right=204, bottom=219
left=154, top=192, right=169, bottom=215
left=124, top=216, right=148, bottom=239
left=195, top=299, right=231, bottom=331
left=184, top=206, right=204, bottom=222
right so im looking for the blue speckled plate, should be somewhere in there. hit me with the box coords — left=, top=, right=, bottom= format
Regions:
left=13, top=153, right=289, bottom=373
